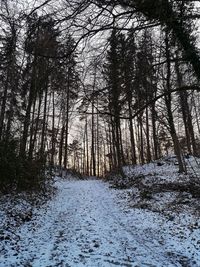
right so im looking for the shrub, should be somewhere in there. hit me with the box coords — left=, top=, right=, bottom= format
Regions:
left=0, top=139, right=20, bottom=193
left=0, top=139, right=48, bottom=193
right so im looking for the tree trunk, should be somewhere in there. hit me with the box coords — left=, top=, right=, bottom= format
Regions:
left=28, top=96, right=37, bottom=158
left=0, top=75, right=9, bottom=140
left=128, top=100, right=137, bottom=164
left=51, top=91, right=55, bottom=166
left=91, top=101, right=96, bottom=176
left=29, top=96, right=42, bottom=160
left=20, top=58, right=37, bottom=158
left=40, top=82, right=48, bottom=160
left=139, top=117, right=144, bottom=164
left=146, top=107, right=151, bottom=163
left=85, top=116, right=89, bottom=175
left=63, top=68, right=71, bottom=168
left=165, top=31, right=185, bottom=172
left=59, top=124, right=65, bottom=167
left=151, top=102, right=158, bottom=159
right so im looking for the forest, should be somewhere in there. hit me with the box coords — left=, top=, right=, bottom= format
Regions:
left=0, top=0, right=200, bottom=189
left=2, top=1, right=200, bottom=266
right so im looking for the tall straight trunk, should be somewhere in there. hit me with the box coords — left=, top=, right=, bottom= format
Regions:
left=91, top=71, right=97, bottom=176
left=165, top=32, right=185, bottom=172
left=180, top=94, right=192, bottom=153
left=51, top=91, right=55, bottom=166
left=106, top=122, right=113, bottom=171
left=0, top=75, right=9, bottom=140
left=40, top=82, right=48, bottom=160
left=73, top=151, right=76, bottom=169
left=63, top=69, right=70, bottom=168
left=91, top=102, right=96, bottom=176
left=136, top=119, right=140, bottom=160
left=175, top=56, right=193, bottom=154
left=113, top=118, right=121, bottom=168
left=151, top=103, right=158, bottom=159
left=187, top=108, right=197, bottom=156
left=5, top=86, right=15, bottom=143
left=118, top=121, right=125, bottom=165
left=124, top=120, right=129, bottom=162
left=29, top=96, right=42, bottom=160
left=20, top=59, right=37, bottom=157
left=146, top=107, right=151, bottom=162
left=114, top=112, right=123, bottom=168
left=0, top=40, right=16, bottom=141
left=176, top=61, right=197, bottom=155
left=5, top=106, right=13, bottom=143
left=59, top=124, right=65, bottom=167
left=139, top=117, right=144, bottom=164
left=96, top=101, right=100, bottom=177
left=109, top=113, right=117, bottom=169
left=28, top=96, right=37, bottom=158
left=193, top=94, right=200, bottom=138
left=81, top=139, right=84, bottom=174
left=128, top=100, right=137, bottom=164
left=83, top=126, right=86, bottom=174
left=102, top=132, right=107, bottom=175
left=20, top=84, right=35, bottom=157
left=63, top=119, right=69, bottom=169
left=85, top=116, right=89, bottom=175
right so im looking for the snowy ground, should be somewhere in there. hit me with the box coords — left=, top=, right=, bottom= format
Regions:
left=1, top=175, right=200, bottom=266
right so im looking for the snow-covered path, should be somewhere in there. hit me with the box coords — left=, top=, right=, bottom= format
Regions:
left=1, top=179, right=197, bottom=267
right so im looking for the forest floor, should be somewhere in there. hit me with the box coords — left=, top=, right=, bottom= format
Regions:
left=1, top=158, right=200, bottom=266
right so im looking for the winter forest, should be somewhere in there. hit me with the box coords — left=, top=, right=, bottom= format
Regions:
left=1, top=0, right=200, bottom=188
left=1, top=1, right=200, bottom=266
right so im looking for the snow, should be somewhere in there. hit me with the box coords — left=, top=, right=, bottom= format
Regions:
left=1, top=173, right=200, bottom=266
left=123, top=155, right=200, bottom=184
